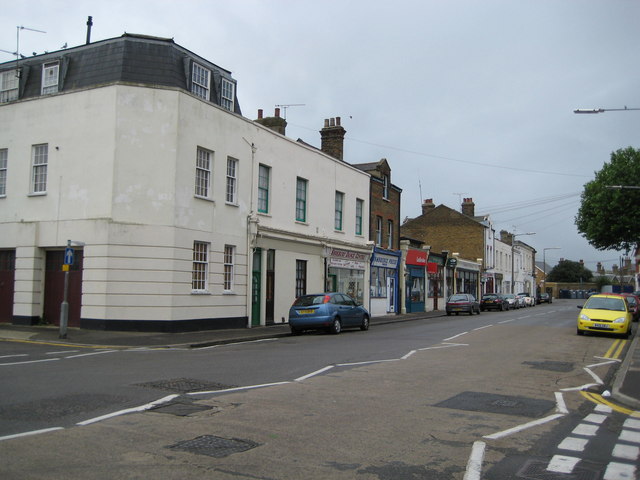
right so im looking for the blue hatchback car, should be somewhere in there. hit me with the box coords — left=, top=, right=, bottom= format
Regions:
left=288, top=293, right=370, bottom=335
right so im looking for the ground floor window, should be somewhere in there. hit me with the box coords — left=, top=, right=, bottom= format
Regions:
left=328, top=267, right=365, bottom=305
left=295, top=260, right=307, bottom=298
left=192, top=241, right=209, bottom=292
left=224, top=245, right=235, bottom=291
left=370, top=266, right=396, bottom=298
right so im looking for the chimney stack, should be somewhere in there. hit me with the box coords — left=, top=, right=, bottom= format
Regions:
left=422, top=198, right=436, bottom=215
left=254, top=108, right=287, bottom=135
left=320, top=117, right=346, bottom=161
left=86, top=16, right=93, bottom=45
left=461, top=197, right=475, bottom=217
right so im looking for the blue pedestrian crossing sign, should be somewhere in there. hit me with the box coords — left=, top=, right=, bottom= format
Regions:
left=64, top=247, right=74, bottom=266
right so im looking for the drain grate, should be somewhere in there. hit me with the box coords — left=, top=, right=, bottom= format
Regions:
left=167, top=435, right=260, bottom=458
left=434, top=391, right=555, bottom=418
left=516, top=459, right=600, bottom=480
left=135, top=378, right=237, bottom=393
left=523, top=361, right=574, bottom=372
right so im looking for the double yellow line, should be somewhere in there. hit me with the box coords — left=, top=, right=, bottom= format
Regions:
left=604, top=338, right=627, bottom=360
left=579, top=338, right=639, bottom=416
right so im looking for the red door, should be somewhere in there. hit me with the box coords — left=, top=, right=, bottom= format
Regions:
left=0, top=250, right=15, bottom=323
left=44, top=250, right=83, bottom=327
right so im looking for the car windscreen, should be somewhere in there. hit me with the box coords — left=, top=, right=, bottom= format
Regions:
left=449, top=295, right=468, bottom=302
left=293, top=295, right=327, bottom=307
left=584, top=297, right=626, bottom=312
left=482, top=295, right=498, bottom=300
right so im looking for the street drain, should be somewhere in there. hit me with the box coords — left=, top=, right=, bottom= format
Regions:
left=523, top=361, right=574, bottom=372
left=434, top=391, right=555, bottom=418
left=135, top=378, right=237, bottom=393
left=516, top=459, right=600, bottom=480
left=149, top=401, right=213, bottom=416
left=167, top=435, right=260, bottom=458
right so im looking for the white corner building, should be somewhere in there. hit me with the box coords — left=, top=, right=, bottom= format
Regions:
left=0, top=34, right=370, bottom=331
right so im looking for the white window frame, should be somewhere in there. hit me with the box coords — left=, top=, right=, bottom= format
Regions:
left=258, top=164, right=270, bottom=213
left=376, top=216, right=382, bottom=245
left=334, top=191, right=344, bottom=231
left=296, top=177, right=307, bottom=222
left=221, top=78, right=235, bottom=111
left=382, top=174, right=390, bottom=200
left=387, top=220, right=393, bottom=249
left=0, top=149, right=7, bottom=196
left=31, top=144, right=48, bottom=194
left=195, top=147, right=212, bottom=199
left=226, top=157, right=238, bottom=204
left=192, top=241, right=209, bottom=292
left=192, top=62, right=210, bottom=100
left=223, top=245, right=235, bottom=292
left=355, top=198, right=363, bottom=236
left=41, top=61, right=59, bottom=95
left=0, top=70, right=18, bottom=103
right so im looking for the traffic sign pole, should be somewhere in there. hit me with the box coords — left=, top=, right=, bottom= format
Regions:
left=59, top=240, right=71, bottom=339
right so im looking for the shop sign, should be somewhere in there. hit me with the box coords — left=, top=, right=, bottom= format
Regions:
left=427, top=262, right=438, bottom=274
left=406, top=249, right=427, bottom=266
left=372, top=253, right=399, bottom=269
left=329, top=248, right=367, bottom=270
left=447, top=257, right=458, bottom=268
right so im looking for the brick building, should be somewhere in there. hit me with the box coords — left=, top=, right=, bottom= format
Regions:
left=353, top=159, right=402, bottom=315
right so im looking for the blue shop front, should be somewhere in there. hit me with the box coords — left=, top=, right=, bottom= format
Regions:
left=369, top=247, right=401, bottom=316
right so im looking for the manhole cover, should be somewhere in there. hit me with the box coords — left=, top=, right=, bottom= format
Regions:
left=516, top=459, right=600, bottom=480
left=135, top=378, right=237, bottom=393
left=167, top=435, right=260, bottom=458
left=434, top=391, right=555, bottom=418
left=523, top=361, right=574, bottom=372
left=149, top=401, right=213, bottom=416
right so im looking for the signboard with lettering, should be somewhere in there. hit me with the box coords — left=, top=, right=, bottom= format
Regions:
left=406, top=249, right=427, bottom=266
left=371, top=253, right=399, bottom=269
left=329, top=248, right=367, bottom=270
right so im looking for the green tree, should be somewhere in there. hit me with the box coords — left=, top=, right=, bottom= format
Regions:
left=575, top=147, right=640, bottom=252
left=546, top=259, right=593, bottom=283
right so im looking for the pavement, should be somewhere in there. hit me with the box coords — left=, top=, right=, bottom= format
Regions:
left=1, top=306, right=640, bottom=411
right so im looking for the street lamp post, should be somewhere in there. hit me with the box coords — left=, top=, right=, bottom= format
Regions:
left=511, top=232, right=535, bottom=294
left=542, top=247, right=561, bottom=298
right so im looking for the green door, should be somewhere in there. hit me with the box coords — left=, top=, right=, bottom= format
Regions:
left=251, top=249, right=262, bottom=326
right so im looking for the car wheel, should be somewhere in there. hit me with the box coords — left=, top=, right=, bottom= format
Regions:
left=446, top=312, right=451, bottom=316
left=499, top=304, right=503, bottom=311
left=476, top=307, right=481, bottom=314
left=577, top=328, right=584, bottom=336
left=330, top=318, right=342, bottom=335
left=360, top=315, right=369, bottom=331
left=290, top=326, right=301, bottom=336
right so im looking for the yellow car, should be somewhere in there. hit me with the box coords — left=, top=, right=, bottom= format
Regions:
left=577, top=294, right=633, bottom=337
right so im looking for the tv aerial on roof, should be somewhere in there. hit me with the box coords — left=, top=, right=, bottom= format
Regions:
left=3, top=25, right=47, bottom=77
left=275, top=104, right=305, bottom=119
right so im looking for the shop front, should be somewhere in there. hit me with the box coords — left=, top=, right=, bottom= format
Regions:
left=405, top=249, right=427, bottom=313
left=446, top=258, right=482, bottom=299
left=326, top=247, right=368, bottom=306
left=427, top=252, right=446, bottom=311
left=369, top=247, right=401, bottom=316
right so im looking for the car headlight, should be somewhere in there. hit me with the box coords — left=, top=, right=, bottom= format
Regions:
left=613, top=317, right=627, bottom=324
left=579, top=314, right=590, bottom=321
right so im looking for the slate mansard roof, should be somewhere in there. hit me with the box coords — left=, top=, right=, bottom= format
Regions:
left=0, top=33, right=241, bottom=114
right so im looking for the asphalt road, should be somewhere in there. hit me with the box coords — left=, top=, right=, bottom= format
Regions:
left=1, top=300, right=638, bottom=479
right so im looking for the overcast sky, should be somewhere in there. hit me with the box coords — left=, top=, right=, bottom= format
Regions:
left=2, top=0, right=638, bottom=271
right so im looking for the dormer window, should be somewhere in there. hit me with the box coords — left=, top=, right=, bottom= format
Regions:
left=221, top=78, right=234, bottom=111
left=191, top=62, right=210, bottom=100
left=41, top=61, right=59, bottom=95
left=0, top=70, right=18, bottom=103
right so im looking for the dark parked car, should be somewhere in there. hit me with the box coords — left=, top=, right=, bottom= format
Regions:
left=446, top=293, right=480, bottom=315
left=537, top=293, right=552, bottom=304
left=480, top=293, right=509, bottom=311
left=288, top=293, right=370, bottom=335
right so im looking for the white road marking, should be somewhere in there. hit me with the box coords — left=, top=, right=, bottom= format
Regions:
left=619, top=429, right=640, bottom=443
left=560, top=383, right=599, bottom=392
left=337, top=359, right=398, bottom=366
left=612, top=444, right=640, bottom=461
left=588, top=360, right=619, bottom=368
left=498, top=319, right=514, bottom=324
left=483, top=414, right=564, bottom=440
left=77, top=394, right=179, bottom=426
left=64, top=350, right=117, bottom=359
left=583, top=367, right=604, bottom=385
left=558, top=437, right=589, bottom=452
left=623, top=418, right=640, bottom=430
left=0, top=354, right=28, bottom=359
left=547, top=455, right=580, bottom=474
left=401, top=350, right=416, bottom=360
left=443, top=332, right=468, bottom=341
left=46, top=350, right=79, bottom=355
left=0, top=427, right=64, bottom=442
left=603, top=461, right=636, bottom=480
left=463, top=441, right=485, bottom=480
left=188, top=382, right=291, bottom=396
left=583, top=413, right=607, bottom=424
left=473, top=325, right=493, bottom=331
left=572, top=423, right=599, bottom=436
left=595, top=404, right=613, bottom=413
left=295, top=365, right=334, bottom=382
left=0, top=358, right=60, bottom=366
left=555, top=392, right=569, bottom=414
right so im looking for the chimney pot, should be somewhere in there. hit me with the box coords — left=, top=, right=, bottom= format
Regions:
left=258, top=109, right=263, bottom=119
left=275, top=107, right=280, bottom=118
left=330, top=118, right=336, bottom=127
left=324, top=119, right=330, bottom=128
left=336, top=117, right=341, bottom=126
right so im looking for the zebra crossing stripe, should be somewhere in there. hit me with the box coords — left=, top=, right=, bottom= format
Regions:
left=547, top=455, right=580, bottom=474
left=603, top=461, right=636, bottom=480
